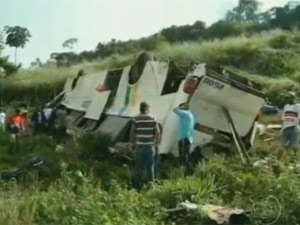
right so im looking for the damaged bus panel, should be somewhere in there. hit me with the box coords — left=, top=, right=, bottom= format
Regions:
left=52, top=52, right=265, bottom=158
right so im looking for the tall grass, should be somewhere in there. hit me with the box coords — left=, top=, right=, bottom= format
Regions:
left=1, top=29, right=300, bottom=104
left=0, top=120, right=299, bottom=224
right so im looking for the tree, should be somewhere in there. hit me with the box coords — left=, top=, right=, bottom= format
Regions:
left=225, top=0, right=261, bottom=23
left=50, top=52, right=59, bottom=61
left=0, top=32, right=3, bottom=53
left=3, top=26, right=31, bottom=65
left=62, top=38, right=78, bottom=50
left=30, top=58, right=41, bottom=67
left=54, top=52, right=81, bottom=68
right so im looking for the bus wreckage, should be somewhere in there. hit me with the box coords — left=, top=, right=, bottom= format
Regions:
left=50, top=52, right=265, bottom=165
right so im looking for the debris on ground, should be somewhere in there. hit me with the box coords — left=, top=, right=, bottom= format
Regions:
left=164, top=200, right=249, bottom=225
left=257, top=123, right=281, bottom=136
left=252, top=156, right=281, bottom=178
left=257, top=123, right=281, bottom=142
left=55, top=144, right=65, bottom=153
left=260, top=104, right=279, bottom=115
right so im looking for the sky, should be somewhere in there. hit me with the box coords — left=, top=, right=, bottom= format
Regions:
left=0, top=0, right=289, bottom=68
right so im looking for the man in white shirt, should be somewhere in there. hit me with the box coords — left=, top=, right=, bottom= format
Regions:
left=43, top=107, right=53, bottom=121
left=279, top=98, right=300, bottom=154
left=0, top=108, right=6, bottom=132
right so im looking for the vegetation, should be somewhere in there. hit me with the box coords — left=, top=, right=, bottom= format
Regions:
left=0, top=125, right=299, bottom=225
left=1, top=30, right=300, bottom=105
left=1, top=0, right=300, bottom=224
left=4, top=25, right=31, bottom=65
left=0, top=1, right=300, bottom=104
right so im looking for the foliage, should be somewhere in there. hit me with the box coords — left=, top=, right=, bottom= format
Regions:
left=62, top=38, right=78, bottom=50
left=76, top=132, right=114, bottom=161
left=3, top=25, right=31, bottom=64
left=225, top=0, right=261, bottom=23
left=1, top=1, right=300, bottom=224
left=4, top=26, right=31, bottom=49
left=1, top=30, right=300, bottom=105
left=0, top=32, right=3, bottom=53
left=47, top=1, right=300, bottom=66
left=0, top=129, right=300, bottom=224
left=0, top=56, right=21, bottom=75
left=0, top=32, right=20, bottom=75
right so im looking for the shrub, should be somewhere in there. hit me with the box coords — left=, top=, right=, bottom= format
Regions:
left=76, top=132, right=114, bottom=161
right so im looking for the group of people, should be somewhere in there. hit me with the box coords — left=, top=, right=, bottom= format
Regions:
left=30, top=105, right=67, bottom=136
left=130, top=101, right=195, bottom=189
left=131, top=94, right=300, bottom=189
left=0, top=104, right=68, bottom=154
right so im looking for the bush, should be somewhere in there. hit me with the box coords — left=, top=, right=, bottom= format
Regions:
left=1, top=152, right=300, bottom=224
left=76, top=132, right=114, bottom=161
left=1, top=120, right=300, bottom=224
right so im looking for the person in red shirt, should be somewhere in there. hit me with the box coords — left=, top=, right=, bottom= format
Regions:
left=6, top=109, right=26, bottom=154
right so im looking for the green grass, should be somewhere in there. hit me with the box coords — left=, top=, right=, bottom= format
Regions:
left=2, top=29, right=300, bottom=104
left=0, top=110, right=294, bottom=225
left=1, top=29, right=300, bottom=224
left=0, top=130, right=300, bottom=224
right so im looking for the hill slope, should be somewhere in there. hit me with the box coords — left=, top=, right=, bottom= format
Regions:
left=1, top=30, right=300, bottom=105
left=1, top=28, right=300, bottom=224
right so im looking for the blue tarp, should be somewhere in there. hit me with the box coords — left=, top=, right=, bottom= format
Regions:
left=261, top=104, right=279, bottom=115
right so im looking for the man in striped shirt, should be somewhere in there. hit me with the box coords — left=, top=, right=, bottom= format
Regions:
left=130, top=102, right=161, bottom=189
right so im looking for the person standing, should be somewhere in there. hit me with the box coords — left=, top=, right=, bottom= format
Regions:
left=278, top=97, right=300, bottom=158
left=54, top=105, right=68, bottom=142
left=0, top=108, right=6, bottom=132
left=153, top=124, right=163, bottom=180
left=6, top=109, right=24, bottom=154
left=173, top=103, right=195, bottom=176
left=130, top=102, right=161, bottom=190
left=31, top=107, right=47, bottom=135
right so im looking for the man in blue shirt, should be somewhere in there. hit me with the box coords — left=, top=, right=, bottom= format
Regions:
left=173, top=103, right=195, bottom=176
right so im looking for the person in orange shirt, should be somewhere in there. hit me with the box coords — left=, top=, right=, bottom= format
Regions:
left=6, top=109, right=27, bottom=154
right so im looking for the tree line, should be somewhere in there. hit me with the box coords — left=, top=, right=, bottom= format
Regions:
left=0, top=0, right=300, bottom=74
left=51, top=0, right=300, bottom=68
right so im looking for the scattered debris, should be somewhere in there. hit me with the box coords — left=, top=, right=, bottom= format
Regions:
left=256, top=123, right=282, bottom=142
left=260, top=104, right=279, bottom=115
left=257, top=123, right=282, bottom=136
left=0, top=156, right=49, bottom=181
left=55, top=144, right=65, bottom=153
left=164, top=200, right=250, bottom=225
left=253, top=156, right=277, bottom=171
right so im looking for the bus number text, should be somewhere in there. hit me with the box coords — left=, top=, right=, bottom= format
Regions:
left=202, top=77, right=224, bottom=90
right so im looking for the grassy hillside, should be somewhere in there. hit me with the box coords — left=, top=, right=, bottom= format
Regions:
left=0, top=129, right=300, bottom=225
left=1, top=29, right=300, bottom=224
left=1, top=30, right=300, bottom=105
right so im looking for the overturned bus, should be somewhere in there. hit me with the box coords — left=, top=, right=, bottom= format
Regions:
left=51, top=52, right=265, bottom=161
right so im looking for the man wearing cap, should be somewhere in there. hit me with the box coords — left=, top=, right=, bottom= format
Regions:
left=278, top=92, right=300, bottom=158
left=130, top=102, right=161, bottom=189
